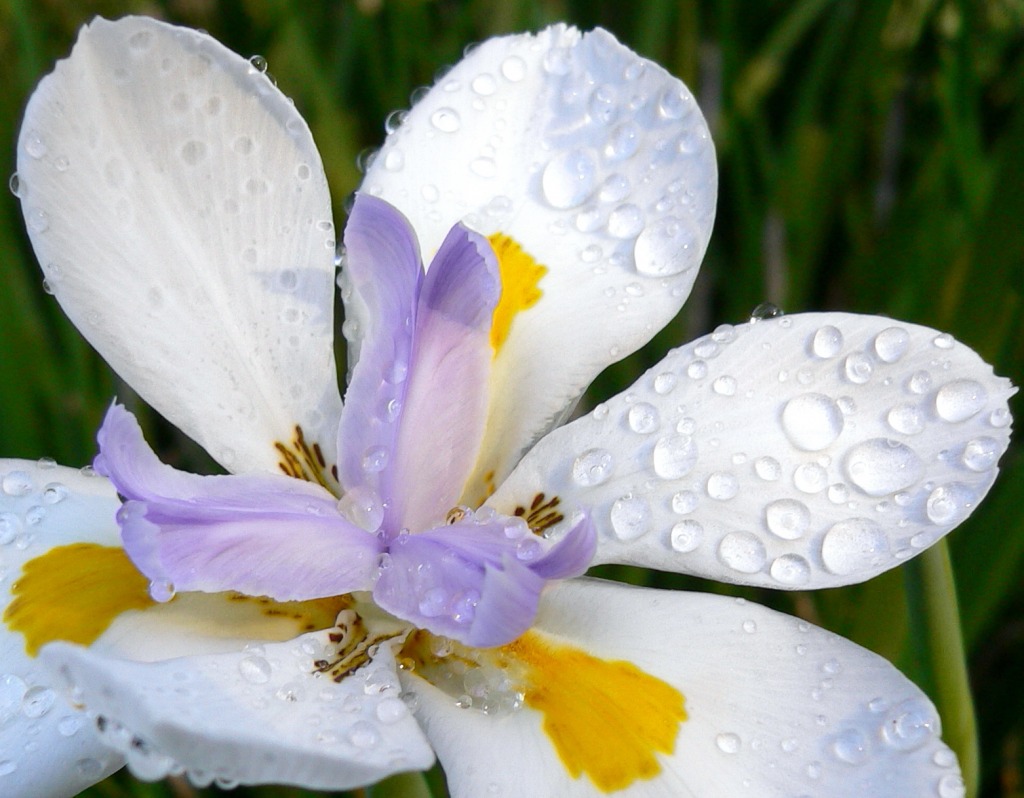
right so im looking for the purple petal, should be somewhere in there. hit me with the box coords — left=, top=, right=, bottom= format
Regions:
left=335, top=194, right=423, bottom=520
left=372, top=509, right=587, bottom=648
left=388, top=224, right=500, bottom=531
left=97, top=403, right=383, bottom=601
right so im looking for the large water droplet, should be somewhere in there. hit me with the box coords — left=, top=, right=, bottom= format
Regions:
left=844, top=439, right=924, bottom=496
left=962, top=437, right=1000, bottom=472
left=609, top=495, right=651, bottom=541
left=873, top=327, right=910, bottom=362
left=811, top=326, right=843, bottom=358
left=844, top=352, right=873, bottom=384
left=935, top=379, right=987, bottom=423
left=571, top=449, right=614, bottom=487
left=937, top=773, right=966, bottom=798
left=782, top=393, right=844, bottom=451
left=925, top=483, right=974, bottom=525
left=0, top=674, right=28, bottom=723
left=717, top=532, right=766, bottom=573
left=820, top=518, right=890, bottom=575
left=764, top=499, right=811, bottom=540
left=430, top=108, right=461, bottom=133
left=24, top=129, right=47, bottom=159
left=607, top=204, right=644, bottom=238
left=670, top=520, right=703, bottom=552
left=500, top=56, right=527, bottom=82
left=21, top=685, right=56, bottom=718
left=605, top=122, right=640, bottom=160
left=361, top=446, right=389, bottom=474
left=770, top=554, right=811, bottom=586
left=831, top=728, right=869, bottom=764
left=671, top=490, right=698, bottom=514
left=238, top=655, right=272, bottom=684
left=652, top=434, right=698, bottom=479
left=633, top=216, right=697, bottom=276
left=541, top=149, right=597, bottom=209
left=338, top=486, right=384, bottom=532
left=887, top=404, right=925, bottom=435
left=793, top=463, right=828, bottom=493
left=880, top=698, right=938, bottom=751
left=627, top=402, right=660, bottom=434
left=754, top=456, right=782, bottom=481
left=706, top=472, right=739, bottom=501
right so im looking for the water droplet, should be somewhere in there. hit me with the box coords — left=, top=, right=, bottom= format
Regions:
left=821, top=518, right=890, bottom=575
left=754, top=457, right=782, bottom=481
left=935, top=379, right=987, bottom=423
left=715, top=731, right=741, bottom=753
left=375, top=697, right=408, bottom=724
left=844, top=438, right=924, bottom=496
left=609, top=495, right=651, bottom=540
left=687, top=360, right=708, bottom=380
left=718, top=532, right=766, bottom=573
left=782, top=394, right=844, bottom=451
left=500, top=56, right=527, bottom=81
left=989, top=407, right=1011, bottom=428
left=596, top=202, right=643, bottom=241
left=765, top=499, right=811, bottom=540
left=887, top=404, right=925, bottom=435
left=605, top=122, right=640, bottom=160
left=653, top=373, right=677, bottom=394
left=8, top=172, right=21, bottom=197
left=348, top=720, right=380, bottom=748
left=0, top=760, right=16, bottom=776
left=793, top=463, right=828, bottom=493
left=633, top=216, right=697, bottom=276
left=933, top=333, right=954, bottom=350
left=658, top=86, right=690, bottom=119
left=873, top=327, right=910, bottom=362
left=770, top=554, right=811, bottom=586
left=21, top=685, right=56, bottom=718
left=627, top=402, right=660, bottom=434
left=937, top=773, right=966, bottom=798
left=880, top=698, right=938, bottom=751
left=2, top=471, right=32, bottom=496
left=361, top=446, right=389, bottom=473
left=471, top=74, right=497, bottom=95
left=844, top=352, right=873, bottom=384
left=810, top=326, right=843, bottom=358
left=588, top=84, right=618, bottom=125
left=748, top=302, right=784, bottom=322
left=925, top=483, right=974, bottom=525
left=541, top=149, right=597, bottom=209
left=24, top=129, right=47, bottom=159
left=337, top=486, right=385, bottom=532
left=669, top=520, right=703, bottom=552
left=238, top=656, right=272, bottom=684
left=908, top=370, right=933, bottom=394
left=831, top=728, right=869, bottom=764
left=671, top=490, right=698, bottom=514
left=962, top=437, right=1000, bottom=471
left=58, top=715, right=83, bottom=737
left=653, top=435, right=698, bottom=479
left=571, top=449, right=614, bottom=487
left=430, top=108, right=461, bottom=133
left=712, top=376, right=737, bottom=396
left=706, top=472, right=739, bottom=501
left=383, top=149, right=405, bottom=171
left=248, top=55, right=268, bottom=73
left=148, top=579, right=176, bottom=602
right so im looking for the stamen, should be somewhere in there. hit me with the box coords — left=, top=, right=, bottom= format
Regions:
left=274, top=424, right=336, bottom=490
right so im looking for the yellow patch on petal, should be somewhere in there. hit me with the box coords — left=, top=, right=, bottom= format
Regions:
left=4, top=543, right=152, bottom=656
left=488, top=233, right=547, bottom=353
left=4, top=543, right=353, bottom=657
left=506, top=631, right=686, bottom=792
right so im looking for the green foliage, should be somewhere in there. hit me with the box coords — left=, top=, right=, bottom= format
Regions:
left=1, top=1, right=1022, bottom=796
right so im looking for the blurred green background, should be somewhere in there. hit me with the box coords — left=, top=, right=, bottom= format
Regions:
left=1, top=0, right=1022, bottom=796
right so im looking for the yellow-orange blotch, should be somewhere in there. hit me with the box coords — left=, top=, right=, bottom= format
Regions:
left=4, top=543, right=153, bottom=656
left=505, top=631, right=687, bottom=792
left=488, top=233, right=547, bottom=353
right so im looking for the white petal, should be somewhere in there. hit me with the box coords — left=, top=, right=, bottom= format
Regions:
left=16, top=17, right=342, bottom=474
left=491, top=313, right=1014, bottom=588
left=42, top=631, right=433, bottom=789
left=360, top=25, right=717, bottom=495
left=0, top=460, right=124, bottom=795
left=410, top=578, right=964, bottom=797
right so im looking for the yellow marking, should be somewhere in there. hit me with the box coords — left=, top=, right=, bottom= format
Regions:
left=4, top=543, right=153, bottom=656
left=488, top=233, right=547, bottom=353
left=506, top=631, right=686, bottom=792
left=5, top=544, right=352, bottom=656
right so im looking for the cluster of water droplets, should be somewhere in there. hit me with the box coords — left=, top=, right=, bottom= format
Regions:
left=542, top=312, right=1012, bottom=588
left=0, top=459, right=84, bottom=569
left=360, top=26, right=715, bottom=300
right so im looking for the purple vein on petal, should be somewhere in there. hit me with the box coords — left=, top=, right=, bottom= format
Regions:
left=388, top=223, right=501, bottom=532
left=97, top=403, right=383, bottom=602
left=335, top=194, right=424, bottom=520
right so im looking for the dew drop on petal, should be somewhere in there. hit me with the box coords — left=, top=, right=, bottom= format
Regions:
left=873, top=327, right=910, bottom=363
left=430, top=108, right=461, bottom=133
left=609, top=495, right=651, bottom=541
left=754, top=457, right=781, bottom=481
left=843, top=352, right=873, bottom=384
left=811, top=326, right=843, bottom=358
left=770, top=554, right=811, bottom=586
left=633, top=216, right=698, bottom=276
left=347, top=720, right=380, bottom=748
left=627, top=402, right=660, bottom=434
left=542, top=149, right=597, bottom=209
left=880, top=698, right=939, bottom=751
left=764, top=499, right=811, bottom=540
left=361, top=446, right=389, bottom=474
left=887, top=404, right=925, bottom=435
left=821, top=518, right=890, bottom=575
left=652, top=435, right=698, bottom=480
left=21, top=685, right=56, bottom=718
left=717, top=532, right=766, bottom=573
left=925, top=483, right=974, bottom=525
left=781, top=394, right=844, bottom=451
left=337, top=486, right=385, bottom=532
left=148, top=579, right=176, bottom=602
left=793, top=463, right=828, bottom=494
left=571, top=448, right=614, bottom=487
left=670, top=520, right=703, bottom=552
left=238, top=656, right=272, bottom=684
left=671, top=490, right=698, bottom=514
left=653, top=372, right=677, bottom=394
left=935, top=379, right=988, bottom=423
left=937, top=774, right=966, bottom=798
left=830, top=728, right=869, bottom=764
left=707, top=472, right=739, bottom=501
left=962, top=437, right=1000, bottom=472
left=608, top=204, right=644, bottom=238
left=844, top=439, right=924, bottom=496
